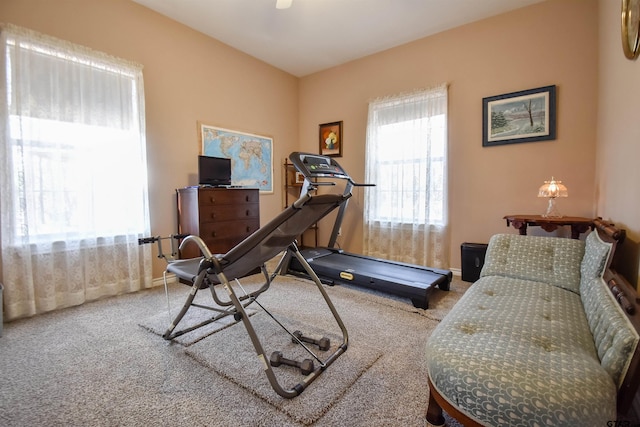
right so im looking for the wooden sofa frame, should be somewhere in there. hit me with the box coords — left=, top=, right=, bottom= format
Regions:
left=426, top=218, right=640, bottom=426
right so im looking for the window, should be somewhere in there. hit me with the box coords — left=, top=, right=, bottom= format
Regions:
left=4, top=33, right=148, bottom=243
left=1, top=24, right=152, bottom=320
left=371, top=115, right=446, bottom=225
left=7, top=116, right=149, bottom=242
left=363, top=85, right=449, bottom=268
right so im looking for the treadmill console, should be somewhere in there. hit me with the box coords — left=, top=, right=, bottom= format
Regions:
left=289, top=152, right=350, bottom=180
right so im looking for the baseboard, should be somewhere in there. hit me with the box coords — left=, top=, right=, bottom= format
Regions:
left=450, top=268, right=461, bottom=277
left=152, top=274, right=176, bottom=288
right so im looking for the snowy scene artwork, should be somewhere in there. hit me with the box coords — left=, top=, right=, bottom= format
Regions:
left=482, top=85, right=556, bottom=147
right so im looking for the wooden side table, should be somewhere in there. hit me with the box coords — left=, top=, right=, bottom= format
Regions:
left=503, top=215, right=593, bottom=239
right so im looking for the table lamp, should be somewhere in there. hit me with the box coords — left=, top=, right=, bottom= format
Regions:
left=538, top=177, right=568, bottom=218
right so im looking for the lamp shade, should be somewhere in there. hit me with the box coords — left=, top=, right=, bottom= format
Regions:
left=538, top=177, right=568, bottom=217
left=538, top=177, right=568, bottom=199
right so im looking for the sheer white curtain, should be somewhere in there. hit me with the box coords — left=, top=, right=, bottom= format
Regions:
left=363, top=85, right=449, bottom=268
left=0, top=24, right=152, bottom=320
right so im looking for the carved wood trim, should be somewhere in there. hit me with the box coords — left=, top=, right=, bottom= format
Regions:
left=593, top=217, right=626, bottom=242
left=607, top=277, right=636, bottom=315
left=426, top=378, right=482, bottom=427
left=603, top=269, right=640, bottom=414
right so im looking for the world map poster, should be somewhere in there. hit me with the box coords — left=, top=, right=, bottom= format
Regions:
left=199, top=123, right=273, bottom=193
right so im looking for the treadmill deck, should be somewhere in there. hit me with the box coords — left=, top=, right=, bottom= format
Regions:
left=289, top=248, right=452, bottom=309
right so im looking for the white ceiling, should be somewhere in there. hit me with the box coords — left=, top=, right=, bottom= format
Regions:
left=132, top=0, right=545, bottom=77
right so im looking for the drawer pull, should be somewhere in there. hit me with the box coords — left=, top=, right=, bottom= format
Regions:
left=210, top=197, right=215, bottom=203
left=211, top=231, right=217, bottom=238
left=246, top=210, right=250, bottom=216
left=246, top=226, right=251, bottom=233
left=210, top=213, right=216, bottom=219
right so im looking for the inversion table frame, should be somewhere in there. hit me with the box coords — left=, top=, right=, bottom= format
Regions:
left=139, top=191, right=351, bottom=398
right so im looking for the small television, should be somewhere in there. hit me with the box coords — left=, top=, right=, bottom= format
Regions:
left=198, top=155, right=232, bottom=186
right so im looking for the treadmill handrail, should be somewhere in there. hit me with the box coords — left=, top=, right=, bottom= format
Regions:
left=289, top=152, right=374, bottom=187
left=289, top=152, right=375, bottom=248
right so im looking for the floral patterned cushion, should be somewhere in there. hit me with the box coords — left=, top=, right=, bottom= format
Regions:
left=480, top=234, right=584, bottom=294
left=426, top=233, right=632, bottom=426
left=427, top=277, right=616, bottom=426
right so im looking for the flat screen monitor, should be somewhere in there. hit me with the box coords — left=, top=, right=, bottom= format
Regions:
left=198, top=155, right=232, bottom=186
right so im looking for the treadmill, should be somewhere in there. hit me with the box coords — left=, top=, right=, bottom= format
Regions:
left=284, top=152, right=452, bottom=309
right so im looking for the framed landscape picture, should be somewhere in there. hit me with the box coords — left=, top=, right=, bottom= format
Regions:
left=482, top=85, right=556, bottom=147
left=198, top=122, right=273, bottom=193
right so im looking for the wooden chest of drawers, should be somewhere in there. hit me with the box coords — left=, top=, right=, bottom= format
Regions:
left=176, top=187, right=260, bottom=259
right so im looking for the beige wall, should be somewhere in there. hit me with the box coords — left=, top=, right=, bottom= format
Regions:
left=597, top=0, right=640, bottom=286
left=0, top=0, right=300, bottom=278
left=5, top=0, right=638, bottom=287
left=299, top=0, right=598, bottom=271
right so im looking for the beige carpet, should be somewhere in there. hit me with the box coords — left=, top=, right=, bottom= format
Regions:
left=0, top=270, right=470, bottom=426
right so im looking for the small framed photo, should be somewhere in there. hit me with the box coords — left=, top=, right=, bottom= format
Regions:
left=319, top=121, right=343, bottom=157
left=295, top=172, right=305, bottom=184
left=482, top=85, right=556, bottom=147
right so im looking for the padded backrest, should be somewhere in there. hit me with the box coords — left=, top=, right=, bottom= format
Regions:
left=581, top=276, right=640, bottom=388
left=216, top=192, right=349, bottom=280
left=480, top=234, right=585, bottom=294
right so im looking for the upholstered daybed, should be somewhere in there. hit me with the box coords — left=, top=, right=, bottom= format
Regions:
left=425, top=219, right=640, bottom=426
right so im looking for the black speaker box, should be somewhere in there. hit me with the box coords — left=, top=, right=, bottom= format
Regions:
left=461, top=243, right=488, bottom=282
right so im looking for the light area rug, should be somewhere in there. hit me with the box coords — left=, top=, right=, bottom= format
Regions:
left=186, top=310, right=382, bottom=425
left=135, top=271, right=471, bottom=425
left=177, top=273, right=469, bottom=426
left=138, top=287, right=258, bottom=346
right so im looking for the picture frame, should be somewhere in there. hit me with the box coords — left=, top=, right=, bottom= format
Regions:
left=198, top=122, right=273, bottom=193
left=482, top=85, right=556, bottom=147
left=319, top=121, right=343, bottom=157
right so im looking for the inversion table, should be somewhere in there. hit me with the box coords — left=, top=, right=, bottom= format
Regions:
left=139, top=191, right=350, bottom=398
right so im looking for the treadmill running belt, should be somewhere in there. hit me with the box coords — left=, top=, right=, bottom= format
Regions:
left=290, top=249, right=451, bottom=309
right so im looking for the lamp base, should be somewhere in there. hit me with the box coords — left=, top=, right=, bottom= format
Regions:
left=542, top=197, right=563, bottom=218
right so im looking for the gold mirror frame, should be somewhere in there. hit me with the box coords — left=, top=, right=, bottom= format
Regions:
left=622, top=0, right=640, bottom=60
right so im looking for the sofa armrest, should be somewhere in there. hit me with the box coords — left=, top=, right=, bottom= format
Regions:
left=603, top=270, right=640, bottom=413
